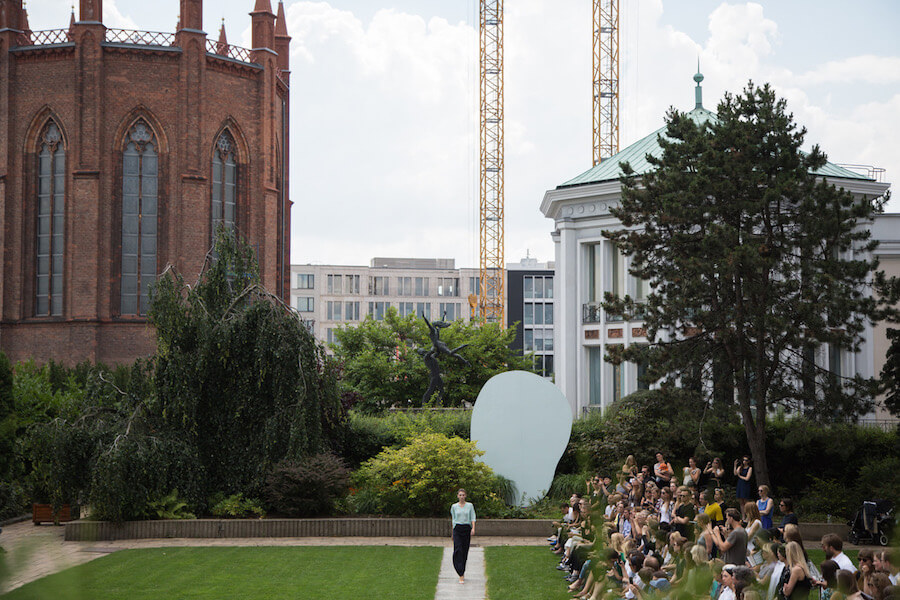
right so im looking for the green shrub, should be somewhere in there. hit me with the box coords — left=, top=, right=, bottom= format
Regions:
left=209, top=493, right=265, bottom=519
left=89, top=434, right=204, bottom=522
left=350, top=433, right=501, bottom=517
left=263, top=453, right=350, bottom=517
left=856, top=457, right=900, bottom=506
left=796, top=478, right=848, bottom=521
left=0, top=481, right=27, bottom=520
left=147, top=489, right=196, bottom=520
left=548, top=472, right=591, bottom=501
left=339, top=410, right=472, bottom=467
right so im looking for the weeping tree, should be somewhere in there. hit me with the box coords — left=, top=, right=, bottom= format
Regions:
left=149, top=230, right=343, bottom=496
left=603, top=82, right=900, bottom=487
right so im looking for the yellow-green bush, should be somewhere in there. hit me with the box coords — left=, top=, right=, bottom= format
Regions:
left=349, top=433, right=505, bottom=517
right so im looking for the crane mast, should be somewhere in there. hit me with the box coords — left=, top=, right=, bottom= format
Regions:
left=593, top=0, right=619, bottom=165
left=479, top=0, right=504, bottom=325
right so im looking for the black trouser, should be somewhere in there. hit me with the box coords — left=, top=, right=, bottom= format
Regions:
left=452, top=523, right=472, bottom=576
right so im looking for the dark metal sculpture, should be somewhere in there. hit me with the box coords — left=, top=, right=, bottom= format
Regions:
left=420, top=316, right=469, bottom=403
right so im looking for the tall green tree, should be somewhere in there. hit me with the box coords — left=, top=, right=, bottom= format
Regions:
left=333, top=308, right=534, bottom=413
left=149, top=231, right=343, bottom=496
left=603, top=82, right=900, bottom=486
left=881, top=328, right=900, bottom=417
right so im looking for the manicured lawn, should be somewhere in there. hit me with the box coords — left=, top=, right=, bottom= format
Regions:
left=1, top=546, right=442, bottom=600
left=485, top=546, right=573, bottom=600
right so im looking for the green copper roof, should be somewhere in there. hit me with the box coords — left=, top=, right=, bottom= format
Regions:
left=558, top=106, right=873, bottom=189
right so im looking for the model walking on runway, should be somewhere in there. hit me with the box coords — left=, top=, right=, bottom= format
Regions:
left=450, top=488, right=476, bottom=584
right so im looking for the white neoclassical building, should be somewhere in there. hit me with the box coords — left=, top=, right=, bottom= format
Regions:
left=540, top=75, right=894, bottom=418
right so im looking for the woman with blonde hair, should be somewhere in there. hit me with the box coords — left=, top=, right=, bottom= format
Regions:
left=783, top=541, right=814, bottom=600
left=743, top=501, right=763, bottom=560
left=623, top=454, right=637, bottom=477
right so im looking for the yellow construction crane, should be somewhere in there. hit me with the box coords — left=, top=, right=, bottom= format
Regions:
left=594, top=0, right=619, bottom=165
left=478, top=0, right=504, bottom=325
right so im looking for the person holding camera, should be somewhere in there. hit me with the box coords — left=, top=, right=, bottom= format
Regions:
left=708, top=507, right=749, bottom=567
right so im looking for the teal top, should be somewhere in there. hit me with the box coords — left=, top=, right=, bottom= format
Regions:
left=451, top=502, right=476, bottom=527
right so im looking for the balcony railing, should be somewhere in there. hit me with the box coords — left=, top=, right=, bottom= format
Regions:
left=583, top=302, right=602, bottom=324
left=206, top=39, right=253, bottom=63
left=105, top=28, right=176, bottom=46
left=16, top=27, right=254, bottom=65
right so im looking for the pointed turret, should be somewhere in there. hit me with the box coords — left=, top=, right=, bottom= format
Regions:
left=20, top=2, right=32, bottom=43
left=250, top=0, right=275, bottom=50
left=216, top=18, right=228, bottom=56
left=179, top=0, right=202, bottom=31
left=274, top=1, right=291, bottom=77
left=69, top=6, right=76, bottom=31
left=79, top=0, right=103, bottom=23
left=694, top=65, right=704, bottom=110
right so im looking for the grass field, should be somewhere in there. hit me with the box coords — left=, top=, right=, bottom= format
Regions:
left=1, top=546, right=442, bottom=600
left=485, top=546, right=574, bottom=600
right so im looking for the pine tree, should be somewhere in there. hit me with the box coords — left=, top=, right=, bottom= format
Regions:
left=604, top=82, right=899, bottom=486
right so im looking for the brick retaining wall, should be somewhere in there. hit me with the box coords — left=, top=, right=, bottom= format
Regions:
left=64, top=518, right=554, bottom=541
left=64, top=518, right=847, bottom=542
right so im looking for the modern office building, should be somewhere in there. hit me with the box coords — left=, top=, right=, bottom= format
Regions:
left=541, top=73, right=893, bottom=417
left=506, top=256, right=555, bottom=378
left=290, top=258, right=482, bottom=345
left=0, top=0, right=291, bottom=364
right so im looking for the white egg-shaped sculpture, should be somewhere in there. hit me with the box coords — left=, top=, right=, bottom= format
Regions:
left=470, top=370, right=572, bottom=506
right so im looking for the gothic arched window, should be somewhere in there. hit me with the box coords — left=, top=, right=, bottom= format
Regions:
left=120, top=119, right=158, bottom=316
left=211, top=130, right=237, bottom=236
left=36, top=120, right=65, bottom=317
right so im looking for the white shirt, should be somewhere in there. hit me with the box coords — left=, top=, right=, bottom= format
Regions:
left=767, top=562, right=786, bottom=600
left=833, top=551, right=857, bottom=574
left=889, top=573, right=898, bottom=585
left=719, top=586, right=736, bottom=600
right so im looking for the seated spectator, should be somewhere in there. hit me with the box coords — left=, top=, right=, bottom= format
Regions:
left=836, top=569, right=863, bottom=600
left=867, top=574, right=893, bottom=600
left=720, top=564, right=739, bottom=600
left=822, top=533, right=857, bottom=575
left=875, top=549, right=899, bottom=585
left=822, top=559, right=841, bottom=600
left=783, top=541, right=815, bottom=600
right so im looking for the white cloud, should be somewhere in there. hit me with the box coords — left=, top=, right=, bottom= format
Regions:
left=794, top=55, right=900, bottom=86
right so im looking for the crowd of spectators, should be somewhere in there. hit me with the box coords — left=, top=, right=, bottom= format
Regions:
left=546, top=453, right=896, bottom=600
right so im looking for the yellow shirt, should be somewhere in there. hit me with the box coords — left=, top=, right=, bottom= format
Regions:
left=705, top=502, right=723, bottom=523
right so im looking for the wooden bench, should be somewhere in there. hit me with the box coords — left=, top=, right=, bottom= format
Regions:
left=32, top=503, right=73, bottom=525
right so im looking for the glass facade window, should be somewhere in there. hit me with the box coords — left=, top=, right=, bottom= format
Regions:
left=588, top=244, right=603, bottom=303
left=211, top=130, right=237, bottom=236
left=399, top=302, right=415, bottom=317
left=327, top=274, right=342, bottom=294
left=296, top=297, right=314, bottom=312
left=369, top=301, right=388, bottom=320
left=327, top=301, right=341, bottom=321
left=524, top=329, right=533, bottom=351
left=416, top=302, right=431, bottom=319
left=36, top=120, right=65, bottom=317
left=437, top=278, right=459, bottom=297
left=370, top=276, right=389, bottom=296
left=398, top=277, right=413, bottom=296
left=345, top=302, right=360, bottom=321
left=296, top=274, right=314, bottom=289
left=589, top=347, right=603, bottom=406
left=524, top=304, right=533, bottom=325
left=345, top=274, right=361, bottom=294
left=415, top=277, right=429, bottom=296
left=120, top=119, right=158, bottom=316
left=439, top=302, right=460, bottom=321
left=469, top=277, right=481, bottom=296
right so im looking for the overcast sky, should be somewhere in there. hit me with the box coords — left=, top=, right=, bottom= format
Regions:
left=28, top=1, right=900, bottom=268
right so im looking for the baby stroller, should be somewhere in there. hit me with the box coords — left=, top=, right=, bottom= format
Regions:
left=847, top=499, right=894, bottom=546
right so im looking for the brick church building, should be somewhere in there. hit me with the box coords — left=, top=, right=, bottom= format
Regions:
left=0, top=0, right=292, bottom=364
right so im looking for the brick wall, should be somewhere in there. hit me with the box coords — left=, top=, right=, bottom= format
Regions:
left=0, top=6, right=290, bottom=366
